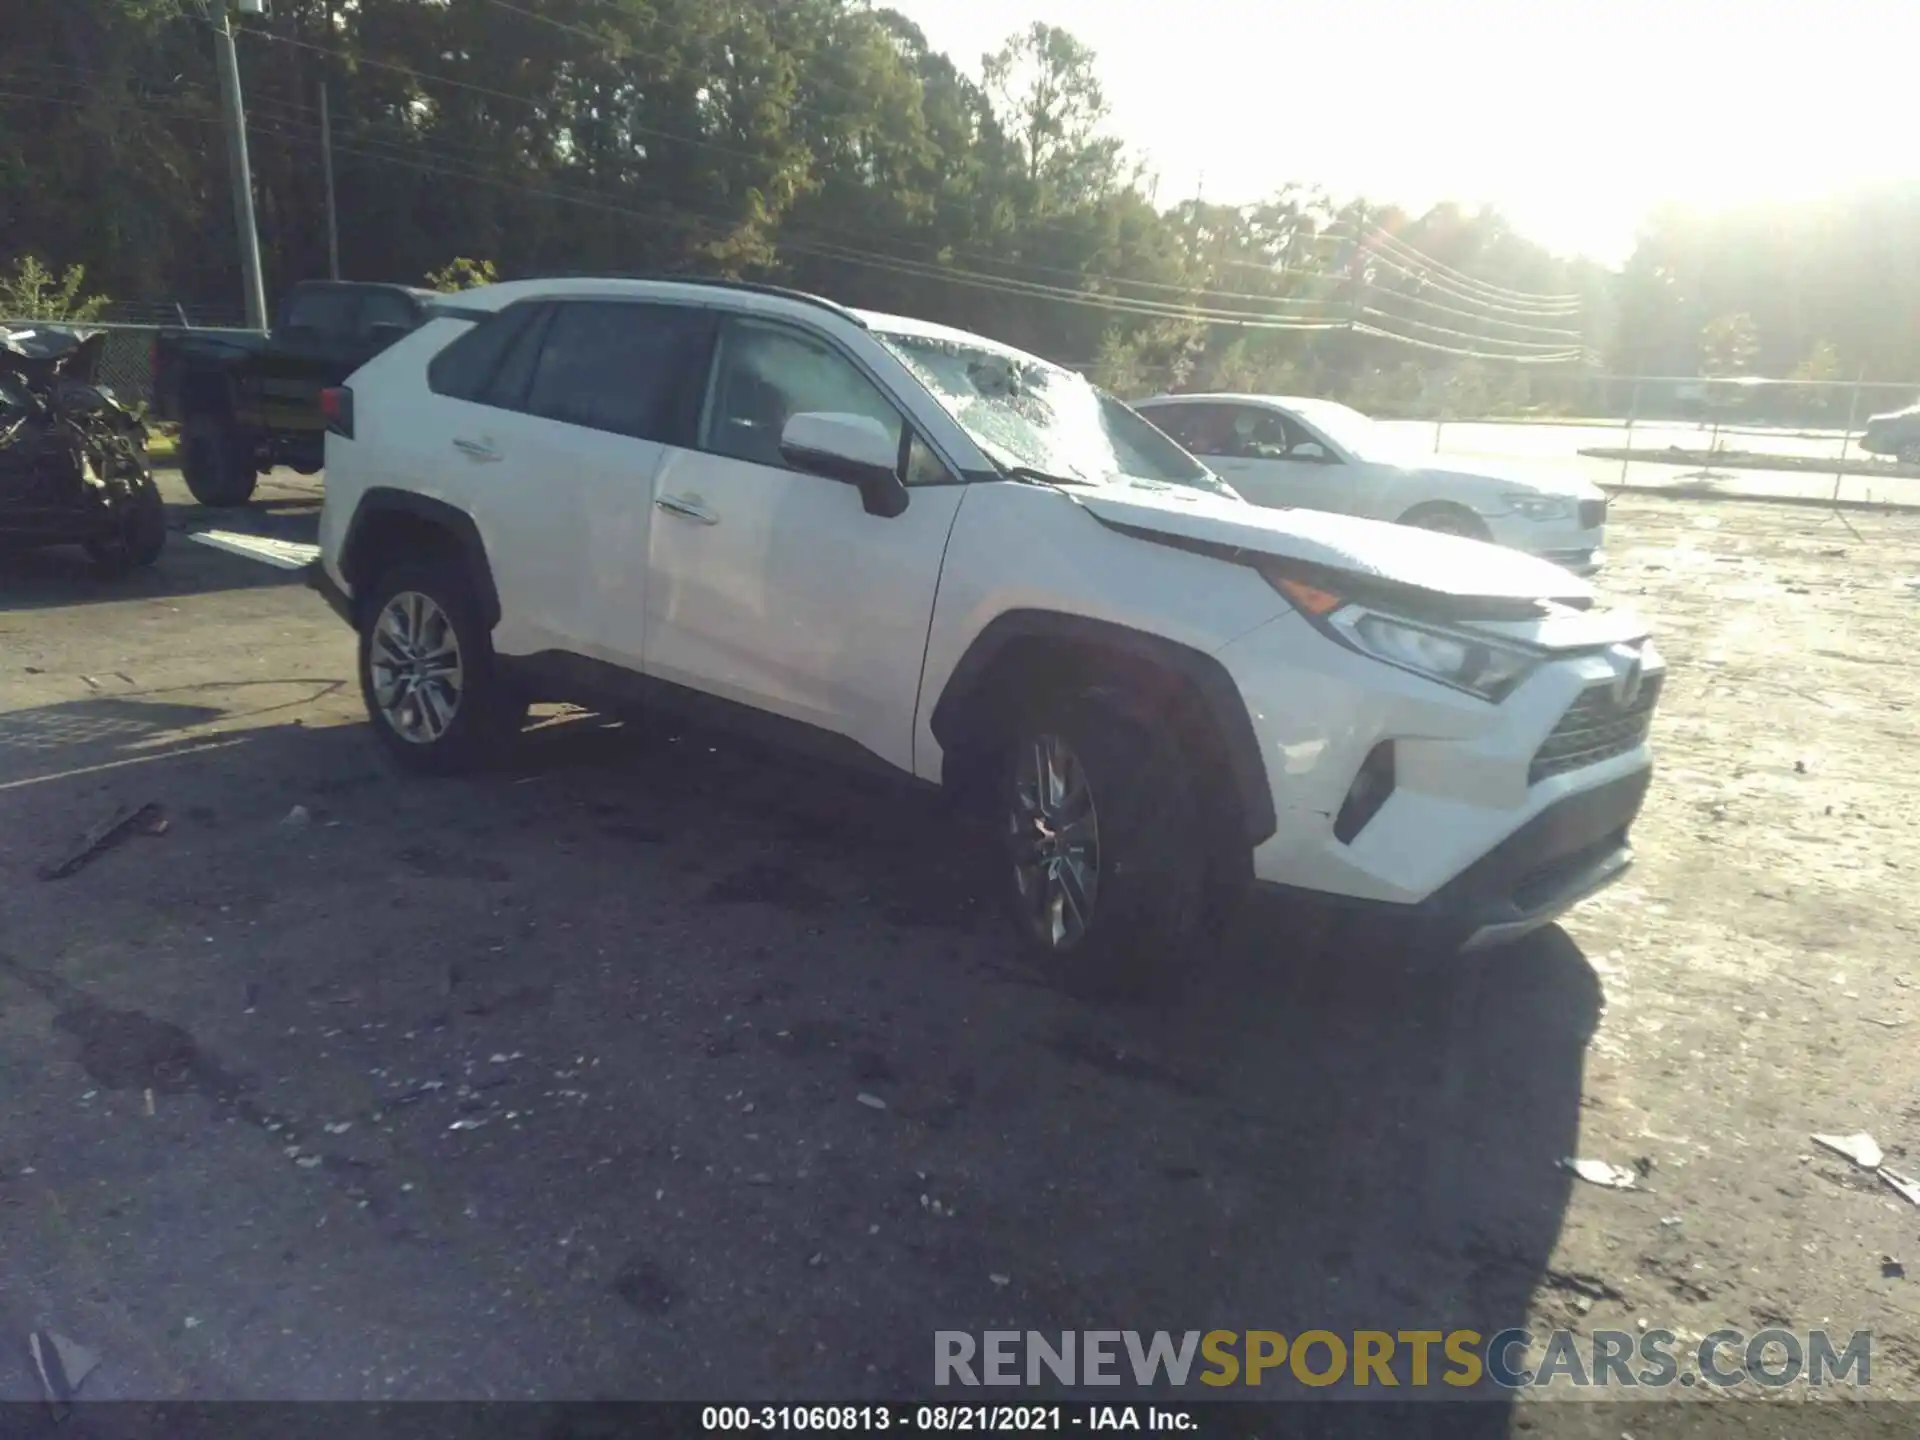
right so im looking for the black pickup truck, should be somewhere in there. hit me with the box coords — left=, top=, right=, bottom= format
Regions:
left=150, top=280, right=436, bottom=506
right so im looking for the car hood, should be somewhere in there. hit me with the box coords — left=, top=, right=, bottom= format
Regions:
left=1387, top=457, right=1602, bottom=500
left=1866, top=404, right=1920, bottom=425
left=1077, top=480, right=1598, bottom=605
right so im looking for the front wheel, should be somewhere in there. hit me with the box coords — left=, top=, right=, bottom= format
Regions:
left=1898, top=441, right=1920, bottom=467
left=1398, top=502, right=1491, bottom=541
left=998, top=692, right=1207, bottom=998
left=84, top=466, right=167, bottom=575
left=357, top=560, right=527, bottom=774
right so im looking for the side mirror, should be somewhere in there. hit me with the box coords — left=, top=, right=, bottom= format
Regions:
left=1292, top=442, right=1330, bottom=462
left=779, top=412, right=909, bottom=518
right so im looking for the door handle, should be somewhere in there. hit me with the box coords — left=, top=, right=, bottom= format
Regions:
left=452, top=437, right=501, bottom=462
left=655, top=495, right=718, bottom=525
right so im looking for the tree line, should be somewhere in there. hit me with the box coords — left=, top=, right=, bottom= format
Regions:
left=3, top=0, right=1916, bottom=412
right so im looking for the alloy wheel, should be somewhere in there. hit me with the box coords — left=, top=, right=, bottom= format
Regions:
left=1008, top=732, right=1101, bottom=950
left=369, top=591, right=465, bottom=744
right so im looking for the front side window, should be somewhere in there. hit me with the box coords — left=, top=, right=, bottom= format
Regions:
left=1144, top=403, right=1232, bottom=457
left=702, top=319, right=905, bottom=472
left=523, top=302, right=712, bottom=443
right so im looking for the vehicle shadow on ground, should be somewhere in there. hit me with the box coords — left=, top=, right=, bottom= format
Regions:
left=0, top=706, right=1595, bottom=1415
left=0, top=511, right=310, bottom=610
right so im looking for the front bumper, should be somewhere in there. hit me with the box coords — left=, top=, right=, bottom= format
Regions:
left=1484, top=512, right=1606, bottom=576
left=1216, top=610, right=1660, bottom=948
left=1258, top=767, right=1649, bottom=952
left=305, top=557, right=356, bottom=626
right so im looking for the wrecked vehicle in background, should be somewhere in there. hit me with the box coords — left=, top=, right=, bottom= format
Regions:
left=0, top=324, right=165, bottom=575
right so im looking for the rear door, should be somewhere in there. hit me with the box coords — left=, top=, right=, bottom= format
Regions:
left=511, top=298, right=718, bottom=670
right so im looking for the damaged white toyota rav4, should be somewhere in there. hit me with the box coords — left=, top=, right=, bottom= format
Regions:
left=309, top=277, right=1663, bottom=985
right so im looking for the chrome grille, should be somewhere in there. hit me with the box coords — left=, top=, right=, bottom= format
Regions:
left=1530, top=671, right=1662, bottom=784
left=1579, top=498, right=1607, bottom=529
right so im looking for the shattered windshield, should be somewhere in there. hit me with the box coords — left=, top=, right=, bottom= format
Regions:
left=875, top=329, right=1231, bottom=494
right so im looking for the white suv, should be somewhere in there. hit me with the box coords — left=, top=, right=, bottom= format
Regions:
left=308, top=277, right=1664, bottom=986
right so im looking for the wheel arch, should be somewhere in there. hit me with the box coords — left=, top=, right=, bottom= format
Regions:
left=339, top=488, right=501, bottom=630
left=928, top=609, right=1277, bottom=848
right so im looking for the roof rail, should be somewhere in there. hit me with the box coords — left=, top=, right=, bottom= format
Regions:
left=537, top=273, right=868, bottom=327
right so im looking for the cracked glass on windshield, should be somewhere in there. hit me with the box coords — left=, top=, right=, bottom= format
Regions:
left=875, top=330, right=1232, bottom=494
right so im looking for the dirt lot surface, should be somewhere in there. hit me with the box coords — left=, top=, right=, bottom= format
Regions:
left=2, top=471, right=1918, bottom=1424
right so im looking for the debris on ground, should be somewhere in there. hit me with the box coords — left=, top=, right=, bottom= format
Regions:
left=1880, top=1168, right=1920, bottom=1207
left=1883, top=1257, right=1906, bottom=1279
left=38, top=801, right=164, bottom=880
left=855, top=1093, right=887, bottom=1110
left=29, top=1330, right=100, bottom=1413
left=989, top=1273, right=1011, bottom=1288
left=1562, top=1158, right=1639, bottom=1190
left=1812, top=1132, right=1884, bottom=1170
left=281, top=805, right=312, bottom=828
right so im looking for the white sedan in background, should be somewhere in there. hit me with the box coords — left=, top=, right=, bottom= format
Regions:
left=1135, top=393, right=1609, bottom=575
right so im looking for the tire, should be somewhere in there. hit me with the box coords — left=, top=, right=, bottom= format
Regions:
left=1399, top=501, right=1491, bottom=541
left=1898, top=442, right=1920, bottom=467
left=84, top=465, right=167, bottom=576
left=995, top=689, right=1207, bottom=999
left=356, top=558, right=527, bottom=774
left=179, top=413, right=259, bottom=507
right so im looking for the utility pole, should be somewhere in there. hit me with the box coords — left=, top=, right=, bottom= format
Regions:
left=319, top=81, right=340, bottom=280
left=209, top=0, right=269, bottom=330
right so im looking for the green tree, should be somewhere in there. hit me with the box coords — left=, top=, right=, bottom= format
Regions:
left=1701, top=311, right=1760, bottom=376
left=0, top=256, right=109, bottom=321
left=424, top=258, right=499, bottom=292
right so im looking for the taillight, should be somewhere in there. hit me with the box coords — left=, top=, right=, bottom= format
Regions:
left=321, top=385, right=355, bottom=440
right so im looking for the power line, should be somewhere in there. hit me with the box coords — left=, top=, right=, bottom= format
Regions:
left=1355, top=223, right=1583, bottom=310
left=0, top=84, right=1578, bottom=364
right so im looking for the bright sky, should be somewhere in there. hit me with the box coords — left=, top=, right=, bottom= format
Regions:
left=887, top=0, right=1916, bottom=267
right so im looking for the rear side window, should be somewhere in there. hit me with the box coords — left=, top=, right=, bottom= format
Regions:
left=427, top=303, right=543, bottom=404
left=523, top=301, right=713, bottom=442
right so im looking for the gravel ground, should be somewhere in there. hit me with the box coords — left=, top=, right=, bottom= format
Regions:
left=0, top=472, right=1917, bottom=1422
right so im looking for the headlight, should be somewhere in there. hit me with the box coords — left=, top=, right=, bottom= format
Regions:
left=1504, top=493, right=1571, bottom=521
left=1268, top=575, right=1542, bottom=702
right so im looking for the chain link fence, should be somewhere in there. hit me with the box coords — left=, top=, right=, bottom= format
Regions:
left=0, top=319, right=261, bottom=413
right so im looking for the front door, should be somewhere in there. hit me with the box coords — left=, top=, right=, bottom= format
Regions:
left=643, top=314, right=965, bottom=774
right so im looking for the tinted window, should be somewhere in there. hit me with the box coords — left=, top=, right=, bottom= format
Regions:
left=1145, top=403, right=1232, bottom=456
left=1224, top=406, right=1294, bottom=459
left=525, top=302, right=711, bottom=442
left=359, top=289, right=418, bottom=336
left=282, top=285, right=359, bottom=335
left=427, top=303, right=541, bottom=403
left=702, top=318, right=903, bottom=472
left=486, top=305, right=556, bottom=411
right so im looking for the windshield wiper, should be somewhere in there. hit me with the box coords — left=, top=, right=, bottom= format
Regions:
left=1000, top=464, right=1100, bottom=488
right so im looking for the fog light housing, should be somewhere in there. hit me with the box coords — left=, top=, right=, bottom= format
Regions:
left=1334, top=741, right=1396, bottom=844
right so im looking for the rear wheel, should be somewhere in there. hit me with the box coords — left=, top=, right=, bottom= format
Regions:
left=180, top=413, right=259, bottom=507
left=1399, top=501, right=1491, bottom=541
left=357, top=559, right=527, bottom=774
left=997, top=690, right=1207, bottom=998
left=1898, top=441, right=1920, bottom=466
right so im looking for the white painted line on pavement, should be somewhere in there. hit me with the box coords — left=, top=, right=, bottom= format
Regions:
left=188, top=530, right=322, bottom=570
